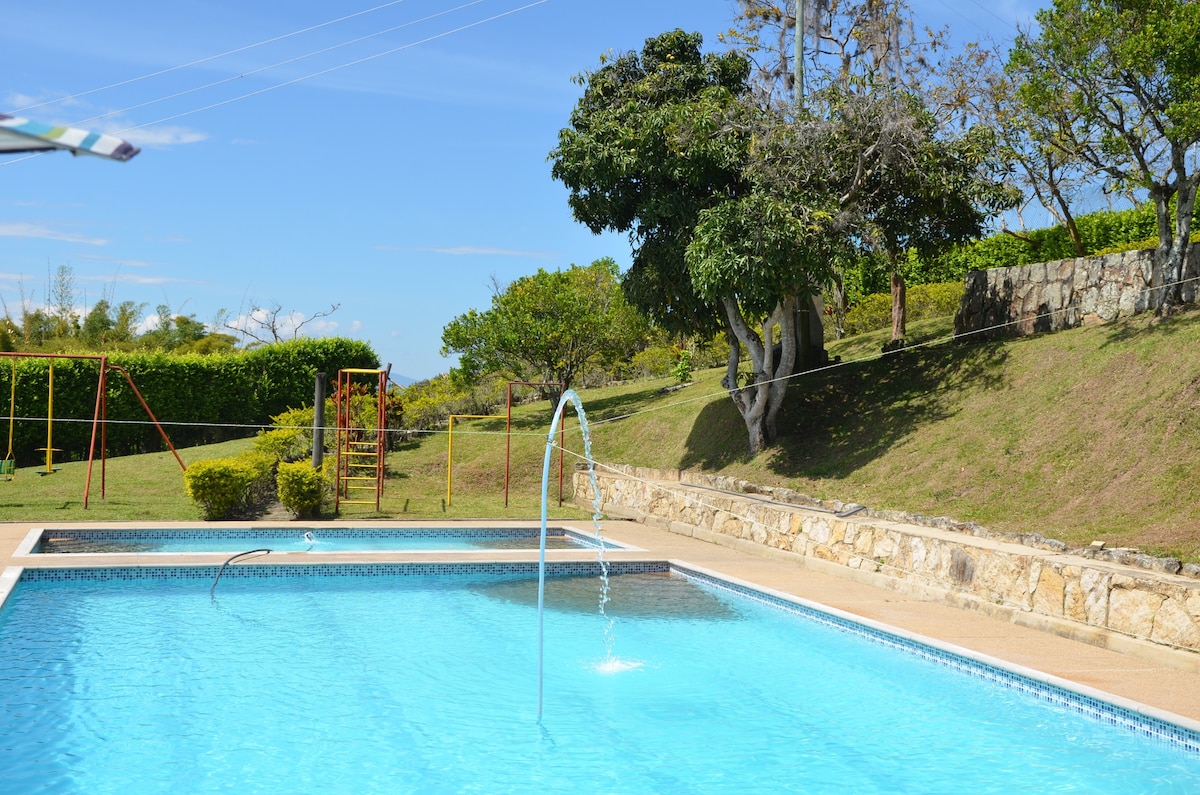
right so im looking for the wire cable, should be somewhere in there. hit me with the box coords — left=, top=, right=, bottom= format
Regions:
left=66, top=0, right=491, bottom=130
left=8, top=0, right=417, bottom=115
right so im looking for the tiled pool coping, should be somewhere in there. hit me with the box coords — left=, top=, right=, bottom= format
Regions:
left=3, top=557, right=1200, bottom=754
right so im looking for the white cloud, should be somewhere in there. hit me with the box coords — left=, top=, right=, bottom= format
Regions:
left=0, top=222, right=107, bottom=246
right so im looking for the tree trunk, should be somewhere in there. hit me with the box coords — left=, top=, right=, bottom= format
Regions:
left=720, top=296, right=797, bottom=456
left=1161, top=170, right=1200, bottom=312
left=890, top=270, right=907, bottom=342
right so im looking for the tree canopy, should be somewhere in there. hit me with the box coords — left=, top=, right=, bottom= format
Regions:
left=550, top=30, right=751, bottom=339
left=1009, top=0, right=1200, bottom=310
left=552, top=25, right=1011, bottom=453
left=440, top=258, right=649, bottom=396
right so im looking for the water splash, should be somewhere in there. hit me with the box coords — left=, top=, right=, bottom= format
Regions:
left=594, top=657, right=643, bottom=675
left=537, top=389, right=609, bottom=721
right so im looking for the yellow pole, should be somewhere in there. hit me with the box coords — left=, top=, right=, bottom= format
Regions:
left=446, top=415, right=455, bottom=506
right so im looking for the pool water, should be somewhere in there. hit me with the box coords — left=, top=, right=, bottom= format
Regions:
left=34, top=527, right=613, bottom=554
left=0, top=565, right=1198, bottom=794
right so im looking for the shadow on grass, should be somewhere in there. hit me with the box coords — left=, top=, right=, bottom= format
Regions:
left=1100, top=303, right=1200, bottom=348
left=771, top=339, right=1009, bottom=479
left=682, top=338, right=1010, bottom=477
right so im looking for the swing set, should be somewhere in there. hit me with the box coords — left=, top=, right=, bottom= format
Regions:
left=0, top=352, right=185, bottom=507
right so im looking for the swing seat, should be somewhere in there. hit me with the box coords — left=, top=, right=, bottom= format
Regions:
left=0, top=459, right=13, bottom=477
left=35, top=447, right=62, bottom=476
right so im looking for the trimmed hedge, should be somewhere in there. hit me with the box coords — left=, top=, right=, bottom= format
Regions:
left=0, top=337, right=377, bottom=465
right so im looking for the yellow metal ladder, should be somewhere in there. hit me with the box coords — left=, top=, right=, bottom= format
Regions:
left=334, top=368, right=388, bottom=511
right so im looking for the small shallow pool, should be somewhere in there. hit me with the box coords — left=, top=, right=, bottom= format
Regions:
left=28, top=526, right=624, bottom=554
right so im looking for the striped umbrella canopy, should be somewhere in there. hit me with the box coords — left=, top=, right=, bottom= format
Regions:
left=0, top=113, right=139, bottom=162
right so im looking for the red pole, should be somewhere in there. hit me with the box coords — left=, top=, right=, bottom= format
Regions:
left=100, top=364, right=107, bottom=498
left=107, top=365, right=186, bottom=471
left=83, top=357, right=106, bottom=508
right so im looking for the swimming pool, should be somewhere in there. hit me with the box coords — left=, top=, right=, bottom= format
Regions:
left=26, top=526, right=623, bottom=554
left=0, top=561, right=1197, bottom=794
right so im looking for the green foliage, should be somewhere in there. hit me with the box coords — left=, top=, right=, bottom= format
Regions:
left=441, top=258, right=650, bottom=394
left=924, top=203, right=1161, bottom=275
left=276, top=460, right=331, bottom=519
left=843, top=282, right=965, bottom=337
left=629, top=346, right=677, bottom=379
left=182, top=451, right=275, bottom=520
left=672, top=348, right=693, bottom=384
left=253, top=405, right=319, bottom=463
left=1007, top=0, right=1200, bottom=306
left=550, top=29, right=751, bottom=337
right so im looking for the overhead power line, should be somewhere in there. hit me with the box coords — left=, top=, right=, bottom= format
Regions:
left=8, top=0, right=417, bottom=115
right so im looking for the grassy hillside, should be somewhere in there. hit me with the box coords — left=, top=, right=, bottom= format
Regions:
left=3, top=306, right=1200, bottom=563
left=572, top=308, right=1200, bottom=561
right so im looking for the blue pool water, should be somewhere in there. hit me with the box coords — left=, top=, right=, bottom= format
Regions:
left=34, top=526, right=614, bottom=554
left=1, top=563, right=1198, bottom=794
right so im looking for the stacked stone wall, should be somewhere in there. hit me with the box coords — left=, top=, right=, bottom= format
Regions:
left=579, top=467, right=1200, bottom=659
left=954, top=244, right=1200, bottom=337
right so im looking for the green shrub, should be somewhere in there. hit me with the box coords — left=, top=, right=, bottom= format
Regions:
left=672, top=348, right=693, bottom=383
left=843, top=282, right=965, bottom=337
left=630, top=346, right=676, bottom=379
left=843, top=293, right=893, bottom=337
left=906, top=282, right=965, bottom=321
left=276, top=460, right=330, bottom=518
left=253, top=406, right=318, bottom=462
left=183, top=451, right=275, bottom=520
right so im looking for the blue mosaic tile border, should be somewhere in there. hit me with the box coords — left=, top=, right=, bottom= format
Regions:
left=671, top=563, right=1200, bottom=755
left=34, top=526, right=619, bottom=551
left=18, top=560, right=670, bottom=583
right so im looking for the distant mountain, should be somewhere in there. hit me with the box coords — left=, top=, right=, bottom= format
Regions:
left=389, top=373, right=417, bottom=387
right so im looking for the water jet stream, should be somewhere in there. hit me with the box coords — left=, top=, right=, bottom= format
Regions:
left=537, top=389, right=605, bottom=722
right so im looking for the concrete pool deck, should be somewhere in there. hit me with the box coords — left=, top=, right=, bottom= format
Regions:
left=4, top=517, right=1200, bottom=724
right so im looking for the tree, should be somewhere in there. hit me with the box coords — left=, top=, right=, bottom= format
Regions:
left=440, top=258, right=649, bottom=397
left=726, top=0, right=991, bottom=344
left=226, top=302, right=341, bottom=346
left=1009, top=0, right=1200, bottom=311
left=80, top=299, right=115, bottom=347
left=943, top=43, right=1097, bottom=257
left=550, top=30, right=751, bottom=339
left=552, top=31, right=826, bottom=453
left=48, top=263, right=78, bottom=340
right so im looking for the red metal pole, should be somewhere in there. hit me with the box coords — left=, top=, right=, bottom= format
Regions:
left=100, top=364, right=107, bottom=498
left=83, top=358, right=106, bottom=508
left=107, top=365, right=186, bottom=471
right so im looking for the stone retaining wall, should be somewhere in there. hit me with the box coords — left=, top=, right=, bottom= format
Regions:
left=954, top=244, right=1200, bottom=337
left=577, top=466, right=1200, bottom=660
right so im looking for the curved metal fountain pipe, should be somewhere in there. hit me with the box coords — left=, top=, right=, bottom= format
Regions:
left=537, top=389, right=602, bottom=722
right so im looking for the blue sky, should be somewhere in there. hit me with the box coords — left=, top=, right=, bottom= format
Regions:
left=2, top=0, right=1042, bottom=382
